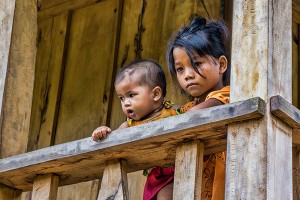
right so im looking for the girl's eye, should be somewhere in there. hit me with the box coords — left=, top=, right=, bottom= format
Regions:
left=176, top=67, right=183, bottom=73
left=194, top=62, right=201, bottom=67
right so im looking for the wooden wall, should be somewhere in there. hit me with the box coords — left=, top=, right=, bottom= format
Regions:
left=27, top=0, right=229, bottom=199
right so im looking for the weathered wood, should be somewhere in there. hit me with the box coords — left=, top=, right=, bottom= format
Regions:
left=292, top=21, right=299, bottom=108
left=293, top=0, right=300, bottom=24
left=98, top=159, right=128, bottom=200
left=28, top=11, right=71, bottom=151
left=227, top=0, right=292, bottom=199
left=293, top=147, right=300, bottom=200
left=37, top=0, right=105, bottom=22
left=32, top=174, right=59, bottom=200
left=0, top=184, right=22, bottom=200
left=54, top=0, right=121, bottom=145
left=0, top=0, right=16, bottom=157
left=270, top=95, right=300, bottom=129
left=38, top=0, right=70, bottom=11
left=0, top=98, right=264, bottom=191
left=1, top=0, right=37, bottom=158
left=173, top=140, right=204, bottom=200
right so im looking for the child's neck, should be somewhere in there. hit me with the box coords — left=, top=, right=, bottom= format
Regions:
left=140, top=104, right=164, bottom=121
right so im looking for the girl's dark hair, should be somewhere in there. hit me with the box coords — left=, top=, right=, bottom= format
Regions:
left=115, top=59, right=167, bottom=97
left=166, top=16, right=230, bottom=94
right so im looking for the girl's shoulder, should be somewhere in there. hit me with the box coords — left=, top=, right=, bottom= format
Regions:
left=205, top=86, right=230, bottom=104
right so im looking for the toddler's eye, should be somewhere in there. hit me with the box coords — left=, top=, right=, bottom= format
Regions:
left=129, top=94, right=136, bottom=98
left=119, top=97, right=124, bottom=102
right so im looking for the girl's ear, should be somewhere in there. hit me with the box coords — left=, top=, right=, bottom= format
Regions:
left=218, top=55, right=228, bottom=74
left=152, top=86, right=162, bottom=101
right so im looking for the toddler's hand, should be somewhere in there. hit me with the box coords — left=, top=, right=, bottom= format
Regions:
left=92, top=126, right=112, bottom=141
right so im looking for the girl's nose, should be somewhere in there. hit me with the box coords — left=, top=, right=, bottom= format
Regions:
left=184, top=67, right=195, bottom=81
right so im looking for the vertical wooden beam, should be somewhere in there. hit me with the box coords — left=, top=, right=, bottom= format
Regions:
left=293, top=146, right=300, bottom=200
left=32, top=174, right=59, bottom=200
left=98, top=159, right=129, bottom=200
left=1, top=0, right=37, bottom=158
left=227, top=0, right=292, bottom=199
left=0, top=0, right=16, bottom=154
left=173, top=140, right=204, bottom=200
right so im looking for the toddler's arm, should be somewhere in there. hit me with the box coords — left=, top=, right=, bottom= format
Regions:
left=92, top=121, right=128, bottom=142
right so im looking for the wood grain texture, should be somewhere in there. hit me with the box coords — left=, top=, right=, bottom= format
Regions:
left=37, top=0, right=100, bottom=21
left=292, top=21, right=299, bottom=108
left=270, top=95, right=300, bottom=128
left=32, top=174, right=59, bottom=200
left=227, top=0, right=292, bottom=199
left=98, top=159, right=128, bottom=200
left=54, top=0, right=121, bottom=145
left=0, top=98, right=264, bottom=191
left=0, top=1, right=15, bottom=126
left=173, top=140, right=204, bottom=200
left=28, top=11, right=71, bottom=151
left=293, top=147, right=300, bottom=200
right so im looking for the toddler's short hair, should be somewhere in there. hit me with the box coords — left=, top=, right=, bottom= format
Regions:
left=115, top=59, right=167, bottom=97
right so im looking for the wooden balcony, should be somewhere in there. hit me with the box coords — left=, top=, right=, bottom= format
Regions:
left=0, top=97, right=268, bottom=199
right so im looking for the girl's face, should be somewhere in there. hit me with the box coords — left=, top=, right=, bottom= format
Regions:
left=115, top=76, right=156, bottom=121
left=173, top=47, right=226, bottom=98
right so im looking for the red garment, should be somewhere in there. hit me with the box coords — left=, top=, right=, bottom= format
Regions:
left=143, top=166, right=175, bottom=200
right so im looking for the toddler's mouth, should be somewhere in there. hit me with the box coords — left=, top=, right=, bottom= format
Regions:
left=127, top=109, right=135, bottom=118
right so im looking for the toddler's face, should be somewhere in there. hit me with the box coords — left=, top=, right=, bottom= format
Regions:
left=115, top=76, right=156, bottom=121
left=173, top=47, right=224, bottom=97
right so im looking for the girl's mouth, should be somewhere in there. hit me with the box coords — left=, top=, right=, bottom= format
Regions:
left=186, top=83, right=198, bottom=89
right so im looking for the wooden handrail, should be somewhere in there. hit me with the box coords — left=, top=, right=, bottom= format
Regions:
left=0, top=97, right=265, bottom=191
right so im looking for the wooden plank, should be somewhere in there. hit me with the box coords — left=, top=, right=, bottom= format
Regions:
left=0, top=98, right=264, bottom=191
left=98, top=159, right=128, bottom=200
left=0, top=0, right=16, bottom=157
left=37, top=0, right=100, bottom=22
left=293, top=0, right=300, bottom=24
left=227, top=0, right=292, bottom=199
left=38, top=0, right=70, bottom=11
left=54, top=0, right=121, bottom=145
left=32, top=174, right=59, bottom=200
left=173, top=140, right=204, bottom=200
left=27, top=11, right=71, bottom=151
left=293, top=147, right=300, bottom=200
left=292, top=21, right=299, bottom=108
left=270, top=95, right=300, bottom=128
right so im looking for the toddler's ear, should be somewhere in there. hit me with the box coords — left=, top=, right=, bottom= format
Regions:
left=152, top=86, right=162, bottom=101
left=218, top=55, right=228, bottom=74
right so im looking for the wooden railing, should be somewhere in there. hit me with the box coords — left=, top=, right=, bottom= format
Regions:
left=1, top=96, right=298, bottom=199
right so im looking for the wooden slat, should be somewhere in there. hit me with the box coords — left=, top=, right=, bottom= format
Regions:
left=28, top=11, right=71, bottom=151
left=32, top=174, right=59, bottom=200
left=293, top=147, right=300, bottom=199
left=227, top=0, right=292, bottom=199
left=37, top=0, right=100, bottom=22
left=0, top=97, right=264, bottom=191
left=173, top=140, right=204, bottom=200
left=270, top=95, right=300, bottom=129
left=98, top=159, right=128, bottom=200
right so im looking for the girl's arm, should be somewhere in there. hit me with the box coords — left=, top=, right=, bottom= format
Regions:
left=186, top=98, right=223, bottom=112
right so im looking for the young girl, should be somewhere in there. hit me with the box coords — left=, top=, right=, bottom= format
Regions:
left=92, top=59, right=176, bottom=200
left=167, top=16, right=230, bottom=199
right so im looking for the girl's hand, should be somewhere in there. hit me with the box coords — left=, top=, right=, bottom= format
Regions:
left=92, top=126, right=112, bottom=141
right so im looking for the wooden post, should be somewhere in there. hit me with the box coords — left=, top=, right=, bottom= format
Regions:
left=98, top=159, right=129, bottom=200
left=32, top=174, right=59, bottom=200
left=173, top=140, right=204, bottom=200
left=227, top=0, right=292, bottom=199
left=293, top=146, right=300, bottom=199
